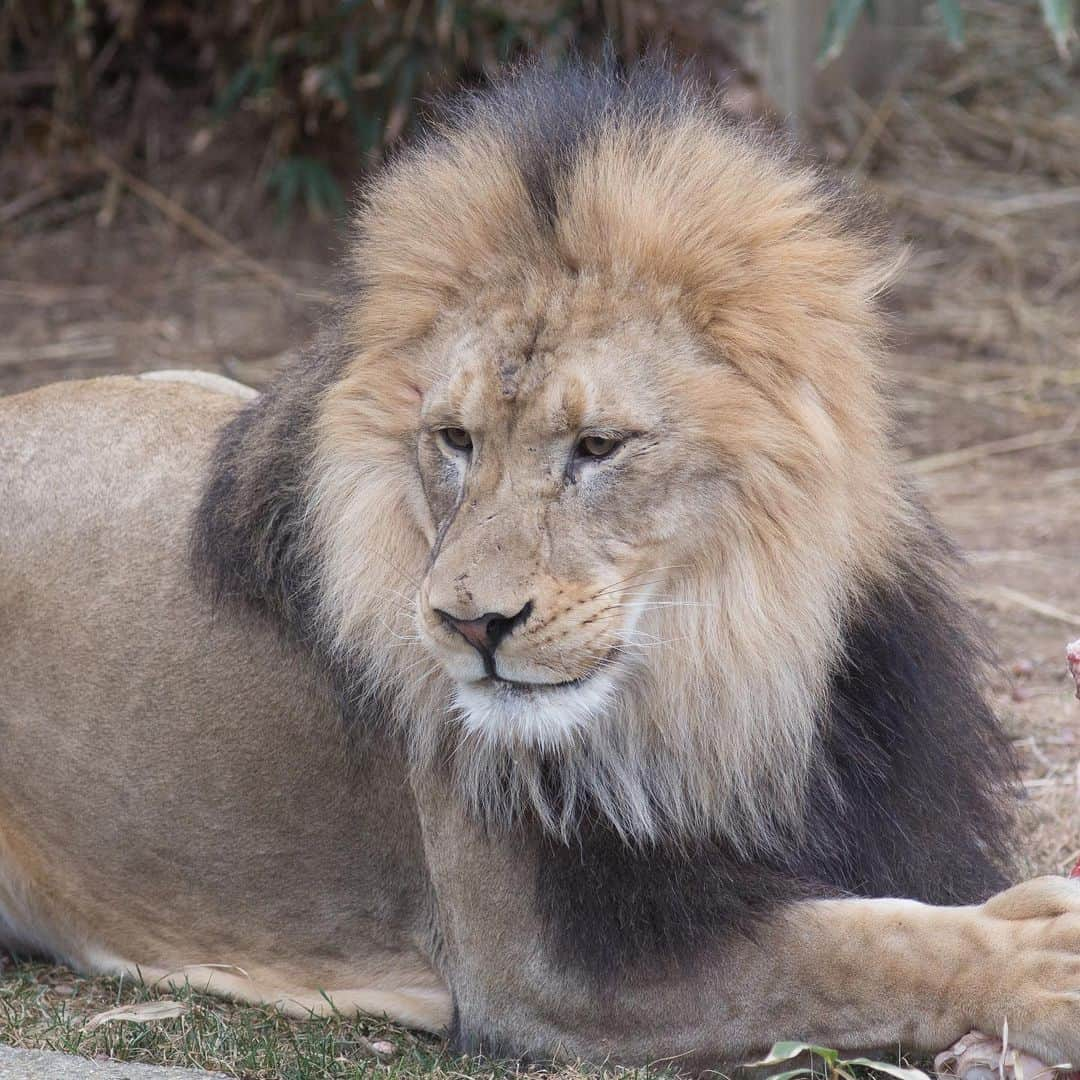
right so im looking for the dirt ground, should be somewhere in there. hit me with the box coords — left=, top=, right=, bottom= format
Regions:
left=1, top=7, right=1078, bottom=880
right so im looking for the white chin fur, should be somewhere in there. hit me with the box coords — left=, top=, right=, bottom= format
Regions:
left=453, top=672, right=618, bottom=751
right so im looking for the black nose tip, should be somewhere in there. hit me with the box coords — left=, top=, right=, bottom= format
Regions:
left=436, top=601, right=533, bottom=655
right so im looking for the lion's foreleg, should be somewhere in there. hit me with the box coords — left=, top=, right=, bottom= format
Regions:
left=434, top=862, right=1080, bottom=1069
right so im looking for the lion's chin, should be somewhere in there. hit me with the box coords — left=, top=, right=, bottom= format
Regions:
left=451, top=670, right=618, bottom=750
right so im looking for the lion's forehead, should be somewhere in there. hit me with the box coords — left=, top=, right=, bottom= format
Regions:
left=433, top=297, right=687, bottom=440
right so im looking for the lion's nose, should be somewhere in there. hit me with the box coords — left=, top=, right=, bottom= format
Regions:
left=435, top=601, right=533, bottom=655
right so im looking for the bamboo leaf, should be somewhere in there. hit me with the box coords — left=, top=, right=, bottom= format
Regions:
left=818, top=0, right=869, bottom=65
left=761, top=1069, right=815, bottom=1080
left=846, top=1059, right=933, bottom=1080
left=1039, top=0, right=1075, bottom=58
left=213, top=63, right=256, bottom=119
left=936, top=0, right=965, bottom=46
left=266, top=159, right=301, bottom=222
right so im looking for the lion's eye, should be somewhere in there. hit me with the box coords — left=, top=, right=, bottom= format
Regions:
left=439, top=427, right=473, bottom=453
left=577, top=434, right=620, bottom=459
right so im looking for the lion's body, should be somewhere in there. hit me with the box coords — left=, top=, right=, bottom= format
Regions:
left=0, top=377, right=450, bottom=1029
left=5, top=62, right=1080, bottom=1071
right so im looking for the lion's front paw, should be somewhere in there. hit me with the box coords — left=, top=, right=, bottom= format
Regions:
left=970, top=877, right=1080, bottom=1067
left=983, top=877, right=1080, bottom=923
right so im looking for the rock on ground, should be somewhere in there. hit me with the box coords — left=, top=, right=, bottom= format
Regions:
left=0, top=1046, right=226, bottom=1079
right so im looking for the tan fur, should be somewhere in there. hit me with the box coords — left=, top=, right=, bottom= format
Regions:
left=138, top=370, right=258, bottom=399
left=0, top=378, right=450, bottom=1032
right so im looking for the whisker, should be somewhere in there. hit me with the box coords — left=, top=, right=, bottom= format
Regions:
left=592, top=564, right=688, bottom=598
left=376, top=615, right=423, bottom=642
left=361, top=547, right=423, bottom=588
left=397, top=652, right=444, bottom=679
left=608, top=599, right=716, bottom=610
left=611, top=635, right=688, bottom=650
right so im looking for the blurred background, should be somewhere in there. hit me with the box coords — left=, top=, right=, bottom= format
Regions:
left=1, top=1, right=1078, bottom=870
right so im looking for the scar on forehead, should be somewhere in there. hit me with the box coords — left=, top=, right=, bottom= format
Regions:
left=498, top=358, right=521, bottom=400
left=497, top=316, right=546, bottom=400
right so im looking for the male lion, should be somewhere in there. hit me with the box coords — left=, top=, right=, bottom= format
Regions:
left=3, top=63, right=1080, bottom=1071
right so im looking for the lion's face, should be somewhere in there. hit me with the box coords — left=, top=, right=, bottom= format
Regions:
left=310, top=70, right=907, bottom=844
left=412, top=280, right=722, bottom=746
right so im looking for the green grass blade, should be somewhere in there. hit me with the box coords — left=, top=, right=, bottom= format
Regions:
left=846, top=1059, right=933, bottom=1080
left=936, top=0, right=965, bottom=46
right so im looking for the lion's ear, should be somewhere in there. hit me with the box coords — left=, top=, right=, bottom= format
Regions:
left=190, top=332, right=349, bottom=643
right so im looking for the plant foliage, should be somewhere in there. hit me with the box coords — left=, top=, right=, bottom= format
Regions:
left=819, top=0, right=1076, bottom=62
left=0, top=0, right=664, bottom=217
left=750, top=1040, right=933, bottom=1080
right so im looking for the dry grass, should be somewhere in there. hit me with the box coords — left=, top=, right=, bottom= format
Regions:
left=845, top=4, right=1080, bottom=374
left=0, top=960, right=677, bottom=1080
left=828, top=1, right=1080, bottom=877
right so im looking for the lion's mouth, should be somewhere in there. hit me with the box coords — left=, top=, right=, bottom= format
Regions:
left=484, top=674, right=587, bottom=694
left=478, top=647, right=620, bottom=695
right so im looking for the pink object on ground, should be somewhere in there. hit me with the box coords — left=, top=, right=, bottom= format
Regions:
left=1067, top=639, right=1080, bottom=702
left=935, top=1031, right=1072, bottom=1080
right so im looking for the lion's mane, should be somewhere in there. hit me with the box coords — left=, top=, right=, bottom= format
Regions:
left=192, top=62, right=1017, bottom=975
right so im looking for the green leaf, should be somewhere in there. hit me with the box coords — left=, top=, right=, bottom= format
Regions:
left=310, top=161, right=346, bottom=218
left=266, top=159, right=301, bottom=222
left=817, top=0, right=868, bottom=65
left=761, top=1069, right=816, bottom=1080
left=213, top=63, right=256, bottom=120
left=340, top=29, right=358, bottom=81
left=845, top=1059, right=933, bottom=1080
left=1039, top=0, right=1075, bottom=57
left=352, top=110, right=383, bottom=154
left=936, top=0, right=965, bottom=47
left=255, top=52, right=280, bottom=94
left=268, top=157, right=345, bottom=222
left=749, top=1041, right=840, bottom=1067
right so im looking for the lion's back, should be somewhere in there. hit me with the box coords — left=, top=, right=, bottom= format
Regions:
left=0, top=374, right=243, bottom=539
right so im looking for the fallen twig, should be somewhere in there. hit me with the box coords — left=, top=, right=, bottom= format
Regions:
left=52, top=121, right=335, bottom=306
left=972, top=586, right=1080, bottom=630
left=0, top=338, right=116, bottom=368
left=0, top=280, right=109, bottom=302
left=906, top=426, right=1080, bottom=475
left=0, top=181, right=66, bottom=226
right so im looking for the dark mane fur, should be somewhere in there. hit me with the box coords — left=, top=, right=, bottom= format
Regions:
left=190, top=60, right=1018, bottom=991
left=536, top=543, right=1017, bottom=980
left=190, top=332, right=349, bottom=648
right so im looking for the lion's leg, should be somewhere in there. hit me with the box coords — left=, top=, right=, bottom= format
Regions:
left=0, top=842, right=450, bottom=1032
left=419, top=789, right=1080, bottom=1070
left=458, top=882, right=1080, bottom=1068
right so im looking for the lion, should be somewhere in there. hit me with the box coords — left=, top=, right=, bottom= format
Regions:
left=3, top=62, right=1080, bottom=1071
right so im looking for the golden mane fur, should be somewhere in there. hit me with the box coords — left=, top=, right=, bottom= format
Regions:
left=295, top=65, right=919, bottom=852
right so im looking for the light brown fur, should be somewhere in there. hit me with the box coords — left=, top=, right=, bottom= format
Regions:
left=0, top=378, right=450, bottom=1032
